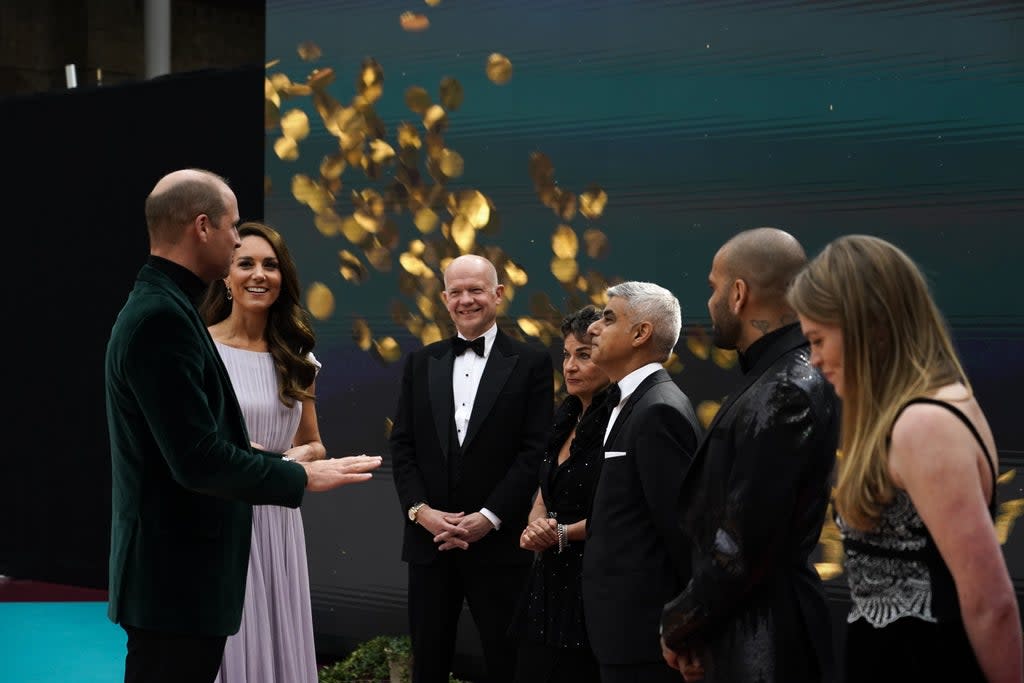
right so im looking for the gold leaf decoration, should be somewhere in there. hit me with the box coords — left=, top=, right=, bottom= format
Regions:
left=996, top=495, right=1024, bottom=545
left=552, top=225, right=579, bottom=259
left=352, top=317, right=372, bottom=351
left=517, top=317, right=542, bottom=338
left=579, top=186, right=608, bottom=219
left=687, top=327, right=712, bottom=360
left=663, top=352, right=684, bottom=375
left=423, top=104, right=448, bottom=133
left=504, top=260, right=528, bottom=287
left=314, top=210, right=342, bottom=237
left=486, top=53, right=513, bottom=85
left=551, top=257, right=579, bottom=284
left=451, top=215, right=476, bottom=253
left=338, top=250, right=369, bottom=283
left=712, top=347, right=738, bottom=369
left=297, top=41, right=322, bottom=62
left=399, top=11, right=430, bottom=32
left=273, top=136, right=299, bottom=161
left=306, top=282, right=335, bottom=319
left=413, top=208, right=439, bottom=233
left=373, top=336, right=402, bottom=362
left=583, top=228, right=609, bottom=259
left=404, top=86, right=431, bottom=115
left=439, top=77, right=464, bottom=111
left=438, top=149, right=464, bottom=178
left=696, top=400, right=721, bottom=428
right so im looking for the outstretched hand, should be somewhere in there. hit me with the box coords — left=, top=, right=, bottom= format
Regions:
left=301, top=455, right=382, bottom=492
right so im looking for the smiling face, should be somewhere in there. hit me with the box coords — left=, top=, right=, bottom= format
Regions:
left=799, top=316, right=845, bottom=397
left=224, top=234, right=281, bottom=314
left=563, top=333, right=609, bottom=405
left=442, top=256, right=503, bottom=339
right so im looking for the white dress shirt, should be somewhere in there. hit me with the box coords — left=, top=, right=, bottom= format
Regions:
left=603, top=362, right=663, bottom=446
left=451, top=323, right=502, bottom=529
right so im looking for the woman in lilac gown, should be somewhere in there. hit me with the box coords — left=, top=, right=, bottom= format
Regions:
left=200, top=221, right=323, bottom=683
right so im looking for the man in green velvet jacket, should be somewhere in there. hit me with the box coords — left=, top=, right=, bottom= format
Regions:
left=105, top=168, right=381, bottom=683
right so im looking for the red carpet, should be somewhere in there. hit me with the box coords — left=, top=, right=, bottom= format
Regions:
left=0, top=576, right=108, bottom=602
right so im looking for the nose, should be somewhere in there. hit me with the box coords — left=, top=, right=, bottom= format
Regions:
left=587, top=320, right=601, bottom=336
left=809, top=347, right=822, bottom=370
left=564, top=355, right=578, bottom=373
left=252, top=265, right=266, bottom=280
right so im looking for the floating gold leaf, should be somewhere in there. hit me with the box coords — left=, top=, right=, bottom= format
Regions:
left=486, top=53, right=513, bottom=85
left=998, top=469, right=1016, bottom=485
left=416, top=294, right=437, bottom=319
left=397, top=122, right=423, bottom=149
left=583, top=228, right=609, bottom=259
left=265, top=58, right=281, bottom=69
left=340, top=216, right=369, bottom=245
left=663, top=352, right=684, bottom=375
left=551, top=225, right=579, bottom=259
left=438, top=149, right=464, bottom=178
left=352, top=317, right=372, bottom=351
left=400, top=252, right=434, bottom=278
left=365, top=243, right=392, bottom=272
left=815, top=562, right=844, bottom=581
left=306, top=282, right=335, bottom=319
left=712, top=347, right=738, bottom=369
left=696, top=400, right=721, bottom=428
left=283, top=82, right=313, bottom=97
left=450, top=189, right=490, bottom=228
left=358, top=57, right=384, bottom=90
left=404, top=87, right=431, bottom=115
left=504, top=260, right=528, bottom=287
left=409, top=239, right=426, bottom=256
left=420, top=323, right=443, bottom=346
left=551, top=257, right=579, bottom=284
left=265, top=77, right=281, bottom=107
left=297, top=41, right=322, bottom=61
left=338, top=250, right=369, bottom=283
left=274, top=136, right=299, bottom=161
left=400, top=11, right=430, bottom=32
left=425, top=0, right=441, bottom=5
left=265, top=99, right=281, bottom=131
left=528, top=151, right=554, bottom=186
left=414, top=208, right=440, bottom=234
left=280, top=109, right=311, bottom=141
left=517, top=317, right=542, bottom=338
left=320, top=153, right=346, bottom=180
left=579, top=186, right=608, bottom=219
left=439, top=77, right=464, bottom=111
left=423, top=104, right=448, bottom=133
left=315, top=210, right=342, bottom=237
left=556, top=190, right=577, bottom=221
left=384, top=416, right=393, bottom=440
left=687, top=327, right=712, bottom=360
left=996, top=497, right=1024, bottom=545
left=369, top=139, right=396, bottom=164
left=307, top=67, right=335, bottom=91
left=374, top=337, right=402, bottom=363
left=451, top=215, right=476, bottom=253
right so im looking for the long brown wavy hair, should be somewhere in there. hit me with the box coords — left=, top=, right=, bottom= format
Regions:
left=200, top=221, right=317, bottom=407
left=787, top=234, right=967, bottom=530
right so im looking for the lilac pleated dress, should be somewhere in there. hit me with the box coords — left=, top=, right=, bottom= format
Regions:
left=214, top=343, right=319, bottom=683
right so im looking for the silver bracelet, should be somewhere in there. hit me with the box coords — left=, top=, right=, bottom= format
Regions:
left=557, top=523, right=567, bottom=554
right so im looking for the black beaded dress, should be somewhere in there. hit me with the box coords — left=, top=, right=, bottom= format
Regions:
left=509, top=388, right=610, bottom=683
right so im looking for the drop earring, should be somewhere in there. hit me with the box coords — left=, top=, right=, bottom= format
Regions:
left=225, top=284, right=232, bottom=301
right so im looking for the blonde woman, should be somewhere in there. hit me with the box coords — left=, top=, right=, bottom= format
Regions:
left=788, top=234, right=1022, bottom=683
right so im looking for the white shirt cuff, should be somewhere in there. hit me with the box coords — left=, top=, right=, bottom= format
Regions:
left=480, top=507, right=501, bottom=530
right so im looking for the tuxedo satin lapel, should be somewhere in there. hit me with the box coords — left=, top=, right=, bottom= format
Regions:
left=604, top=370, right=670, bottom=448
left=462, top=342, right=516, bottom=452
left=428, top=349, right=455, bottom=461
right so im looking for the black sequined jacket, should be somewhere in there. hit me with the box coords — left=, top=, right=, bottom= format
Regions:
left=661, top=324, right=840, bottom=683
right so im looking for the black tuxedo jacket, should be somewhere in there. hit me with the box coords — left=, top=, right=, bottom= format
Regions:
left=661, top=325, right=839, bottom=682
left=390, top=329, right=553, bottom=565
left=582, top=368, right=701, bottom=665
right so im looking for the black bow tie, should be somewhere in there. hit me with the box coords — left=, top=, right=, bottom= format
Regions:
left=453, top=336, right=486, bottom=357
left=605, top=383, right=622, bottom=408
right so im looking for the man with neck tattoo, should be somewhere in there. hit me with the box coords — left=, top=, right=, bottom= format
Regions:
left=660, top=227, right=840, bottom=683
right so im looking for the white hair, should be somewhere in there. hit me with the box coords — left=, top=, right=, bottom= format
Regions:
left=606, top=281, right=682, bottom=359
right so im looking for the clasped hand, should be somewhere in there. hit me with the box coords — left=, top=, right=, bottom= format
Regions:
left=520, top=517, right=558, bottom=552
left=418, top=508, right=493, bottom=551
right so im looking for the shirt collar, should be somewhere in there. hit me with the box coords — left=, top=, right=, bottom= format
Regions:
left=614, top=362, right=663, bottom=406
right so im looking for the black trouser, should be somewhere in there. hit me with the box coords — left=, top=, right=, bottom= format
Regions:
left=408, top=554, right=528, bottom=683
left=123, top=625, right=227, bottom=683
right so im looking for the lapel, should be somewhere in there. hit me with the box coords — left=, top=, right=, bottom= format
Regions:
left=462, top=330, right=517, bottom=452
left=604, top=368, right=672, bottom=448
left=428, top=343, right=456, bottom=461
left=139, top=265, right=251, bottom=441
left=697, top=325, right=808, bottom=452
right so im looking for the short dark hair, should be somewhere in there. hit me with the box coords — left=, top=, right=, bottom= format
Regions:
left=560, top=305, right=601, bottom=342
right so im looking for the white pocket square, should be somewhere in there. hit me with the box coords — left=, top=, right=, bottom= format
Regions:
left=604, top=451, right=627, bottom=459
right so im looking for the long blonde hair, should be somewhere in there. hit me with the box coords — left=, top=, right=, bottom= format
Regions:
left=787, top=235, right=966, bottom=530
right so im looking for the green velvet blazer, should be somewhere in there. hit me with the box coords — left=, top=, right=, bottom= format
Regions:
left=104, top=264, right=307, bottom=636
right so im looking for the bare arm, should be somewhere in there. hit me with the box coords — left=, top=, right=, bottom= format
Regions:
left=890, top=404, right=1023, bottom=683
left=284, top=383, right=326, bottom=463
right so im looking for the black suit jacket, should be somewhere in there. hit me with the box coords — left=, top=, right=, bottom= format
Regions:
left=582, top=368, right=701, bottom=665
left=390, top=329, right=554, bottom=565
left=661, top=325, right=839, bottom=682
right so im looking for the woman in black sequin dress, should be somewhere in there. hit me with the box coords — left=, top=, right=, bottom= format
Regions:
left=510, top=306, right=611, bottom=683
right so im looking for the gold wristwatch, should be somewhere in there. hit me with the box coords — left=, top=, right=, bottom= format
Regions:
left=408, top=502, right=427, bottom=523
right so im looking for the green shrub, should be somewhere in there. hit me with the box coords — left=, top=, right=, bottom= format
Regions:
left=317, top=635, right=468, bottom=683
